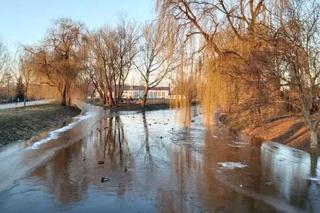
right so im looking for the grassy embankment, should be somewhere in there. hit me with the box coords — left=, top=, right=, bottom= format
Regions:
left=243, top=116, right=314, bottom=152
left=0, top=104, right=81, bottom=146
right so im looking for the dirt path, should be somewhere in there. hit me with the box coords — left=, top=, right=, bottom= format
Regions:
left=0, top=100, right=54, bottom=110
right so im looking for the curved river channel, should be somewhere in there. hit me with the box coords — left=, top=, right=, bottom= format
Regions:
left=0, top=104, right=319, bottom=213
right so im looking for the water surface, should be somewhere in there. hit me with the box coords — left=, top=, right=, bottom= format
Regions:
left=0, top=106, right=319, bottom=213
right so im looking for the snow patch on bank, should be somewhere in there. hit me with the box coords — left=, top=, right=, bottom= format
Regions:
left=217, top=162, right=248, bottom=169
left=28, top=111, right=96, bottom=150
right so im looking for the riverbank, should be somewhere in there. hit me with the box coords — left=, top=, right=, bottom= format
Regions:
left=111, top=102, right=169, bottom=111
left=0, top=104, right=81, bottom=146
left=88, top=99, right=170, bottom=111
left=243, top=115, right=312, bottom=152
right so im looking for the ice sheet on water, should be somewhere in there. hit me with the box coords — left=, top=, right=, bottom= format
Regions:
left=28, top=112, right=96, bottom=150
left=217, top=162, right=248, bottom=169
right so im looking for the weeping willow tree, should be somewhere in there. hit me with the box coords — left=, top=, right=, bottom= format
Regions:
left=157, top=0, right=320, bottom=151
left=170, top=47, right=196, bottom=127
left=156, top=0, right=286, bottom=127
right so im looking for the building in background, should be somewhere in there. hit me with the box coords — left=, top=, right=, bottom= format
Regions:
left=122, top=85, right=170, bottom=99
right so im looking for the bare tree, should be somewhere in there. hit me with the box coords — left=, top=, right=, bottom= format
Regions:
left=88, top=19, right=138, bottom=107
left=0, top=39, right=9, bottom=77
left=1, top=72, right=13, bottom=101
left=114, top=19, right=139, bottom=102
left=87, top=27, right=114, bottom=105
left=0, top=39, right=10, bottom=100
left=135, top=22, right=175, bottom=107
left=18, top=51, right=37, bottom=106
left=26, top=18, right=87, bottom=106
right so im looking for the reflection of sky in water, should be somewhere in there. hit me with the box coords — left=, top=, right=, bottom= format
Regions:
left=261, top=142, right=320, bottom=211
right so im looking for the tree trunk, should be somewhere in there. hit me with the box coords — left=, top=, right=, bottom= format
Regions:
left=68, top=96, right=72, bottom=106
left=61, top=85, right=67, bottom=106
left=304, top=111, right=318, bottom=150
left=106, top=85, right=114, bottom=107
left=310, top=129, right=318, bottom=149
left=102, top=94, right=107, bottom=105
left=114, top=82, right=118, bottom=105
left=24, top=87, right=28, bottom=107
left=142, top=87, right=149, bottom=108
left=108, top=95, right=114, bottom=107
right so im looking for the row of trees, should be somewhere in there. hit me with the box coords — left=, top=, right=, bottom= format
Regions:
left=6, top=0, right=320, bottom=148
left=19, top=18, right=174, bottom=107
left=0, top=40, right=12, bottom=102
left=0, top=38, right=56, bottom=105
left=155, top=0, right=320, bottom=148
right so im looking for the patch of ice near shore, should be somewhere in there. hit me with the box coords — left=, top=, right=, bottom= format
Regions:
left=29, top=112, right=95, bottom=150
left=232, top=140, right=249, bottom=145
left=228, top=144, right=243, bottom=148
left=308, top=177, right=320, bottom=182
left=217, top=162, right=248, bottom=169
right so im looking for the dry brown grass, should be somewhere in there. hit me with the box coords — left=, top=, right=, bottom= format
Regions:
left=244, top=116, right=311, bottom=151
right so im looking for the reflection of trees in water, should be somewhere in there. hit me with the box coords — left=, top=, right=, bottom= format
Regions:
left=305, top=151, right=320, bottom=213
left=154, top=131, right=202, bottom=212
left=90, top=116, right=132, bottom=198
left=261, top=144, right=320, bottom=210
left=30, top=116, right=132, bottom=204
left=160, top=126, right=263, bottom=212
left=139, top=111, right=173, bottom=169
left=142, top=112, right=154, bottom=169
left=155, top=190, right=176, bottom=213
left=101, top=116, right=130, bottom=169
left=94, top=116, right=131, bottom=168
left=310, top=151, right=318, bottom=178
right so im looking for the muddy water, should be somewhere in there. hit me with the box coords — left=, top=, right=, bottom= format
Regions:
left=0, top=105, right=319, bottom=213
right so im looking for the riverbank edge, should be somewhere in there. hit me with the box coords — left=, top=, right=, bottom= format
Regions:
left=87, top=100, right=170, bottom=112
left=0, top=104, right=81, bottom=146
left=239, top=115, right=314, bottom=153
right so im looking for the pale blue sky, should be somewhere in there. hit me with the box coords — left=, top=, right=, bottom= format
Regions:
left=0, top=0, right=155, bottom=53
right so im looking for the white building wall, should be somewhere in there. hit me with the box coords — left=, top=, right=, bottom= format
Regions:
left=122, top=89, right=170, bottom=99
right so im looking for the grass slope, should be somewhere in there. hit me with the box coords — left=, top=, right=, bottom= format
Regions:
left=0, top=104, right=81, bottom=145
